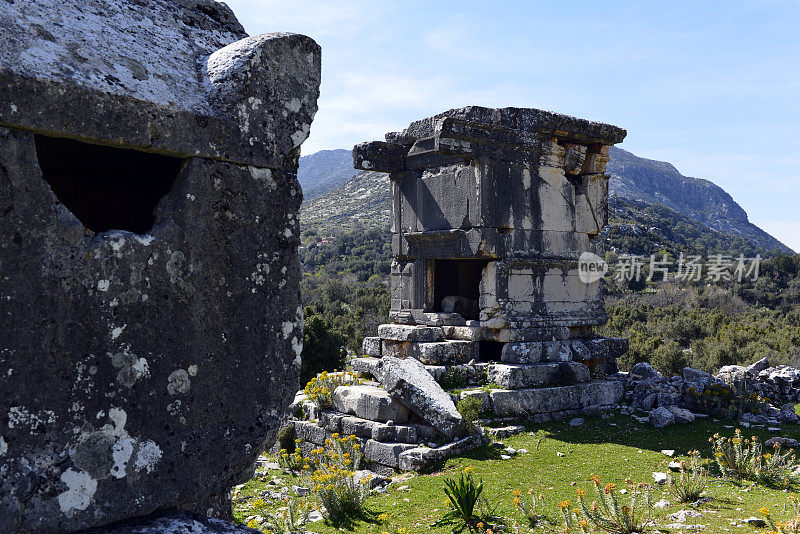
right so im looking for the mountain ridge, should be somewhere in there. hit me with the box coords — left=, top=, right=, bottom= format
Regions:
left=298, top=147, right=792, bottom=254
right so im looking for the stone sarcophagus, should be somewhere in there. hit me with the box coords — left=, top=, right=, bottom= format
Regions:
left=355, top=107, right=629, bottom=420
left=0, top=1, right=319, bottom=532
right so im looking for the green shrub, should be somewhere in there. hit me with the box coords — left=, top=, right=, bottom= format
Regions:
left=457, top=396, right=483, bottom=432
left=303, top=434, right=368, bottom=524
left=651, top=339, right=686, bottom=376
left=277, top=423, right=296, bottom=454
left=667, top=450, right=708, bottom=502
left=710, top=429, right=800, bottom=487
left=300, top=308, right=348, bottom=385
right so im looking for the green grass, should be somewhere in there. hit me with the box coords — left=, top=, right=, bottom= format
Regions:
left=234, top=412, right=800, bottom=533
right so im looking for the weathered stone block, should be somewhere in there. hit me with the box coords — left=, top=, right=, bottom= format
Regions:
left=0, top=1, right=320, bottom=531
left=426, top=363, right=490, bottom=387
left=350, top=357, right=381, bottom=377
left=397, top=435, right=482, bottom=471
left=363, top=440, right=419, bottom=469
left=332, top=385, right=410, bottom=424
left=489, top=380, right=623, bottom=417
left=362, top=337, right=382, bottom=357
left=378, top=324, right=445, bottom=342
left=501, top=342, right=545, bottom=363
left=294, top=421, right=328, bottom=445
left=441, top=325, right=490, bottom=341
left=488, top=362, right=590, bottom=389
left=409, top=341, right=477, bottom=365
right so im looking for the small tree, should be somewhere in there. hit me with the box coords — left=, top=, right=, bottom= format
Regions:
left=300, top=307, right=347, bottom=385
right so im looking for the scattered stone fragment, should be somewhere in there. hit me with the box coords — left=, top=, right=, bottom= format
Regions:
left=649, top=407, right=676, bottom=428
left=669, top=509, right=701, bottom=522
left=291, top=485, right=309, bottom=497
left=743, top=517, right=766, bottom=527
left=307, top=510, right=323, bottom=523
left=569, top=417, right=585, bottom=427
left=661, top=449, right=675, bottom=457
left=765, top=437, right=800, bottom=449
left=652, top=472, right=668, bottom=484
left=654, top=499, right=671, bottom=509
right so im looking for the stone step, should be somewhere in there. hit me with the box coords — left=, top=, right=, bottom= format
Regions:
left=488, top=362, right=590, bottom=389
left=318, top=410, right=419, bottom=443
left=488, top=380, right=623, bottom=418
left=442, top=325, right=488, bottom=341
left=294, top=421, right=419, bottom=471
left=377, top=324, right=444, bottom=342
left=332, top=384, right=409, bottom=424
left=382, top=339, right=477, bottom=364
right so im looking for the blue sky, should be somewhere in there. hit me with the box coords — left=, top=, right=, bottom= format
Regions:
left=225, top=0, right=800, bottom=251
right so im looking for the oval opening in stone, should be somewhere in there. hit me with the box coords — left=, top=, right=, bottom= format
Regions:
left=34, top=134, right=185, bottom=234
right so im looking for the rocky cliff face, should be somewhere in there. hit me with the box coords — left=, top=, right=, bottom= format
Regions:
left=607, top=147, right=791, bottom=252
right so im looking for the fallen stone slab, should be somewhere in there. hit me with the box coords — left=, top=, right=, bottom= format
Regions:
left=485, top=425, right=526, bottom=439
left=488, top=362, right=590, bottom=389
left=332, top=385, right=410, bottom=424
left=374, top=356, right=465, bottom=439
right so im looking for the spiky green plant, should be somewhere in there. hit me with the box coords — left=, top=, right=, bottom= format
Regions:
left=432, top=468, right=490, bottom=533
left=667, top=450, right=708, bottom=502
left=575, top=477, right=653, bottom=534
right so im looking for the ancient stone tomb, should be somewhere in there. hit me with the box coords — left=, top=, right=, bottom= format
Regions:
left=354, top=107, right=630, bottom=419
left=290, top=107, right=631, bottom=475
left=0, top=0, right=319, bottom=532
